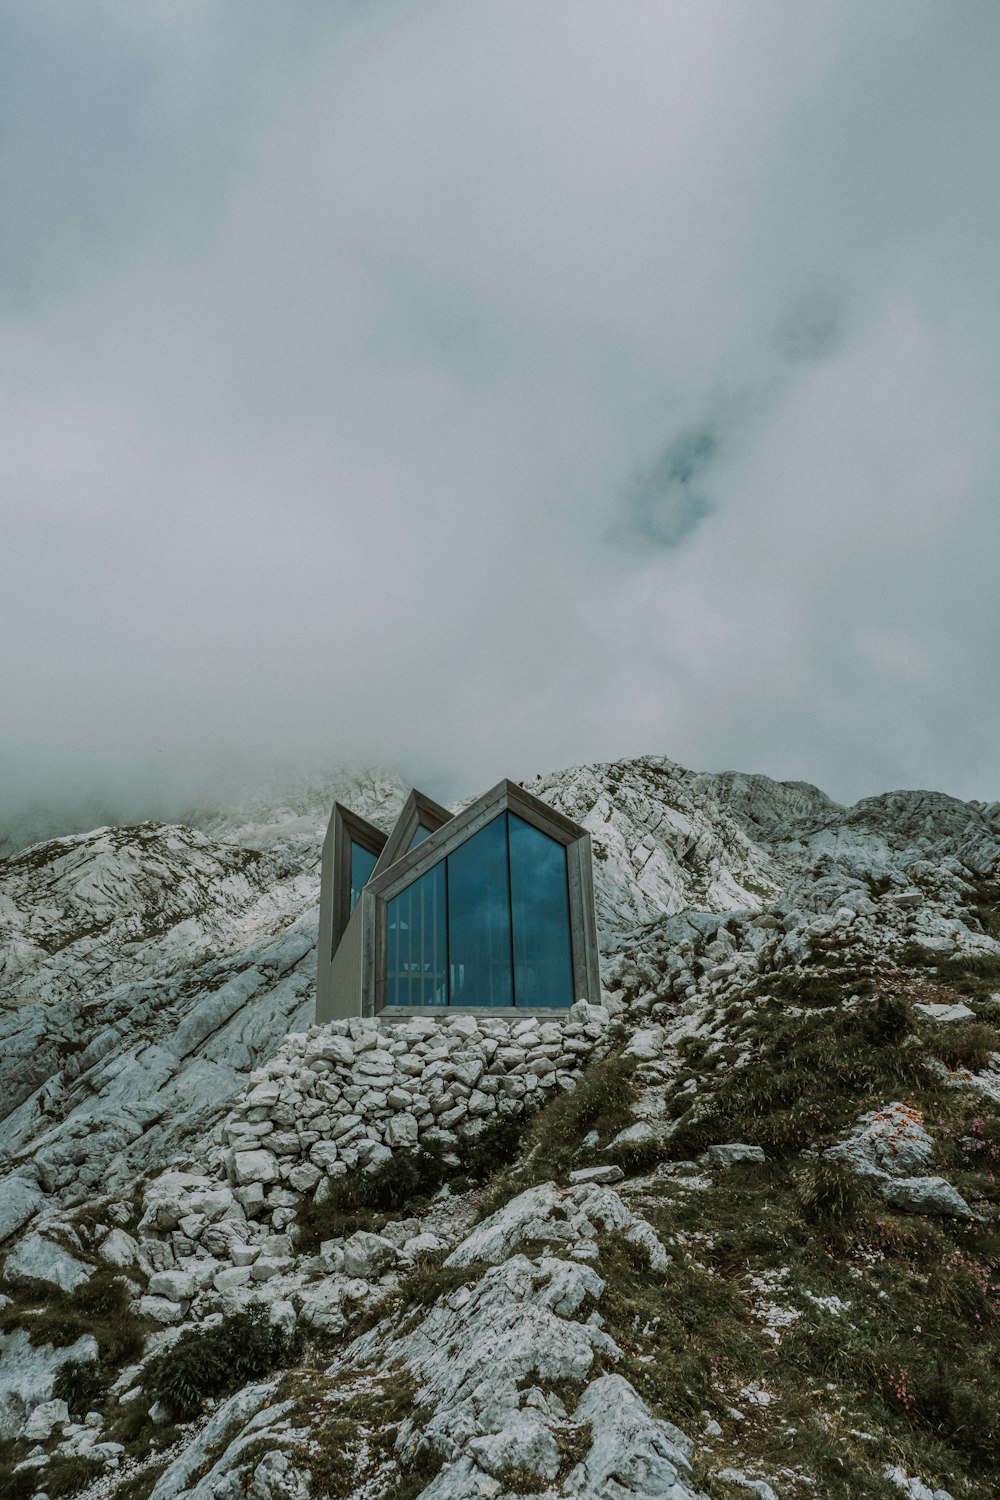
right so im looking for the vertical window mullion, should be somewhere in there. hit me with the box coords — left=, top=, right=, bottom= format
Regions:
left=506, top=812, right=517, bottom=1007
left=444, top=854, right=451, bottom=1007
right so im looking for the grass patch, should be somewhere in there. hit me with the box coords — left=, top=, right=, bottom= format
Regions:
left=666, top=995, right=931, bottom=1159
left=900, top=944, right=1000, bottom=1003
left=107, top=1460, right=172, bottom=1500
left=491, top=1465, right=549, bottom=1493
left=929, top=1020, right=1000, bottom=1073
left=593, top=1232, right=763, bottom=1421
left=296, top=1144, right=450, bottom=1252
left=482, top=1050, right=639, bottom=1204
left=283, top=1366, right=442, bottom=1500
left=0, top=1266, right=146, bottom=1363
left=143, top=1304, right=295, bottom=1420
left=43, top=1454, right=105, bottom=1498
left=769, top=968, right=870, bottom=1008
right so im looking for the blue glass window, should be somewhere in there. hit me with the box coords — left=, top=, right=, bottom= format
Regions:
left=407, top=823, right=434, bottom=851
left=385, top=862, right=447, bottom=1006
left=509, top=813, right=574, bottom=1007
left=380, top=812, right=576, bottom=1010
left=448, top=815, right=513, bottom=1007
left=350, top=841, right=378, bottom=912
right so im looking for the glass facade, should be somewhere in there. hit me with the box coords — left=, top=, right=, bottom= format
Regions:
left=382, top=812, right=574, bottom=1008
left=407, top=823, right=434, bottom=851
left=448, top=814, right=513, bottom=1007
left=385, top=862, right=447, bottom=1006
left=509, top=813, right=574, bottom=1006
left=349, top=841, right=378, bottom=913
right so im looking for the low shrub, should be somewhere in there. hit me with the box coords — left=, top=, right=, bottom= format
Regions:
left=52, top=1356, right=112, bottom=1418
left=798, top=1157, right=867, bottom=1234
left=144, top=1304, right=294, bottom=1420
left=0, top=1438, right=40, bottom=1500
left=43, top=1454, right=104, bottom=1498
left=460, top=1115, right=526, bottom=1181
left=297, top=1144, right=450, bottom=1250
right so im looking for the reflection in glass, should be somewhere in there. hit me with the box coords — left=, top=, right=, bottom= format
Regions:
left=509, top=814, right=574, bottom=1006
left=379, top=810, right=578, bottom=1011
left=407, top=823, right=434, bottom=851
left=448, top=815, right=513, bottom=1006
left=385, top=862, right=447, bottom=1006
left=350, top=841, right=378, bottom=912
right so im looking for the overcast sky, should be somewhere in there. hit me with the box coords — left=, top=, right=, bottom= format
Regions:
left=3, top=0, right=1000, bottom=831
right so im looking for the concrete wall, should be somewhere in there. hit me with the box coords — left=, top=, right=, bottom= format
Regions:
left=318, top=898, right=364, bottom=1023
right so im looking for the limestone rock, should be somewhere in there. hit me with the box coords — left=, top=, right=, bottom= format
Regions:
left=468, top=1416, right=561, bottom=1480
left=342, top=1230, right=398, bottom=1279
left=569, top=1165, right=625, bottom=1185
left=98, top=1227, right=145, bottom=1270
left=21, top=1397, right=69, bottom=1441
left=231, top=1149, right=279, bottom=1187
left=913, top=1002, right=976, bottom=1023
left=139, top=1295, right=184, bottom=1324
left=147, top=1269, right=196, bottom=1302
left=0, top=1176, right=44, bottom=1245
left=880, top=1176, right=977, bottom=1218
left=828, top=1102, right=934, bottom=1179
left=706, top=1144, right=766, bottom=1168
left=566, top=1373, right=701, bottom=1499
left=0, top=1328, right=98, bottom=1439
left=2, top=1233, right=91, bottom=1294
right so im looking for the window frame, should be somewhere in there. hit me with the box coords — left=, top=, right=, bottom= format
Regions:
left=369, top=787, right=453, bottom=882
left=365, top=780, right=599, bottom=1016
left=328, top=802, right=387, bottom=962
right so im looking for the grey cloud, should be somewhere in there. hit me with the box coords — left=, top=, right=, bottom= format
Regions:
left=621, top=426, right=717, bottom=550
left=776, top=289, right=845, bottom=363
left=2, top=0, right=1000, bottom=837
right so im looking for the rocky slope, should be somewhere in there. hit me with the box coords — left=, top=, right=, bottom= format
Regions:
left=0, top=755, right=998, bottom=1500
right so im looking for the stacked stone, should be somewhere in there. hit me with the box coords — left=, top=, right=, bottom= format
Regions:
left=122, top=1004, right=608, bottom=1314
left=221, top=1003, right=609, bottom=1216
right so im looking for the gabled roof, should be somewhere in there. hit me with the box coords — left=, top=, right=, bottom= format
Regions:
left=365, top=778, right=589, bottom=905
left=370, top=788, right=453, bottom=881
left=327, top=801, right=387, bottom=959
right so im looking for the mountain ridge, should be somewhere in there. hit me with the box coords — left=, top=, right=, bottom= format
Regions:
left=0, top=754, right=998, bottom=1500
